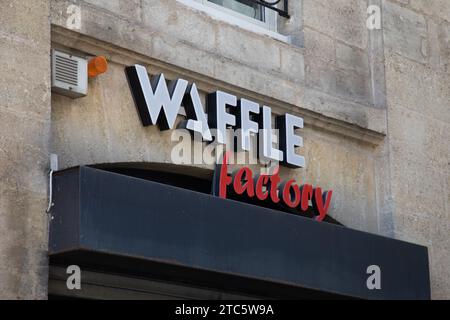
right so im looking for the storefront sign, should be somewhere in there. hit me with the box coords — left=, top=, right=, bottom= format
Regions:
left=49, top=167, right=431, bottom=300
left=126, top=65, right=333, bottom=221
left=126, top=65, right=305, bottom=168
left=217, top=152, right=332, bottom=222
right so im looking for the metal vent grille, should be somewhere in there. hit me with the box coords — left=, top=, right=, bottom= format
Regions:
left=51, top=50, right=87, bottom=98
left=54, top=55, right=79, bottom=87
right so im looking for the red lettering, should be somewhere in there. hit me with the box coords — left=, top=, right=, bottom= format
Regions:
left=255, top=174, right=270, bottom=201
left=269, top=167, right=281, bottom=204
left=233, top=167, right=255, bottom=197
left=300, top=184, right=313, bottom=212
left=217, top=153, right=332, bottom=222
left=282, top=180, right=301, bottom=208
left=312, top=188, right=333, bottom=222
left=219, top=152, right=233, bottom=199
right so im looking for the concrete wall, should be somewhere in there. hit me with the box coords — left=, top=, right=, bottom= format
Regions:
left=0, top=0, right=51, bottom=299
left=382, top=0, right=450, bottom=299
left=0, top=0, right=448, bottom=299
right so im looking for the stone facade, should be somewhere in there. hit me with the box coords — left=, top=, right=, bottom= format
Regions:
left=382, top=0, right=450, bottom=299
left=0, top=0, right=448, bottom=299
left=0, top=0, right=51, bottom=299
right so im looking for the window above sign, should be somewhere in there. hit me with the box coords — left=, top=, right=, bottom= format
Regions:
left=208, top=0, right=265, bottom=22
left=177, top=0, right=290, bottom=42
left=210, top=0, right=290, bottom=18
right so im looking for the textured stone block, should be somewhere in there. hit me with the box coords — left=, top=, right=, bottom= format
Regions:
left=304, top=28, right=336, bottom=93
left=393, top=211, right=432, bottom=247
left=390, top=147, right=447, bottom=222
left=142, top=0, right=217, bottom=52
left=408, top=0, right=450, bottom=23
left=215, top=23, right=281, bottom=72
left=303, top=0, right=368, bottom=49
left=429, top=223, right=450, bottom=299
left=0, top=37, right=50, bottom=120
left=280, top=45, right=305, bottom=83
left=336, top=42, right=370, bottom=75
left=385, top=53, right=450, bottom=123
left=388, top=106, right=450, bottom=171
left=0, top=187, right=48, bottom=299
left=151, top=35, right=216, bottom=78
left=0, top=0, right=50, bottom=299
left=297, top=129, right=378, bottom=233
left=84, top=0, right=142, bottom=20
left=438, top=21, right=450, bottom=71
left=383, top=1, right=428, bottom=63
left=0, top=0, right=50, bottom=49
left=336, top=68, right=371, bottom=103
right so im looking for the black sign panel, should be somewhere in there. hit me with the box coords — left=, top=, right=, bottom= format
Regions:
left=49, top=166, right=430, bottom=299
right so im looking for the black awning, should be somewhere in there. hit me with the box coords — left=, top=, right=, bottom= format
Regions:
left=49, top=166, right=430, bottom=299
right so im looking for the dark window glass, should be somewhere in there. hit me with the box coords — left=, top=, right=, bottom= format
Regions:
left=208, top=0, right=265, bottom=21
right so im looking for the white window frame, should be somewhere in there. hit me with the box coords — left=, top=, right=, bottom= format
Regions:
left=176, top=0, right=290, bottom=43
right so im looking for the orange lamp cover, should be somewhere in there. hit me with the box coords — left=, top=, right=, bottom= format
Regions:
left=88, top=56, right=108, bottom=78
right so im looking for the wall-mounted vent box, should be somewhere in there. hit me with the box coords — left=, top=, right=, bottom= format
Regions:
left=51, top=50, right=87, bottom=98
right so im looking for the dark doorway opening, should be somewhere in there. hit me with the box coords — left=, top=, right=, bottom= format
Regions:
left=96, top=165, right=342, bottom=226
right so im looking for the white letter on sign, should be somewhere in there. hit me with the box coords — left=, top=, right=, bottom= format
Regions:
left=125, top=65, right=188, bottom=130
left=277, top=114, right=305, bottom=168
left=181, top=83, right=212, bottom=141
left=260, top=106, right=283, bottom=163
left=207, top=91, right=237, bottom=145
left=237, top=99, right=260, bottom=152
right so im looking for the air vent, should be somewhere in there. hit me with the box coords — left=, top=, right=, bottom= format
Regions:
left=51, top=50, right=87, bottom=98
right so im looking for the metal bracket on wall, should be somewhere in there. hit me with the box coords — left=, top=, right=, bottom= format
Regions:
left=46, top=154, right=59, bottom=214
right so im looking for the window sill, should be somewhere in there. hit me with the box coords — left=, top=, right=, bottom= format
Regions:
left=176, top=0, right=291, bottom=44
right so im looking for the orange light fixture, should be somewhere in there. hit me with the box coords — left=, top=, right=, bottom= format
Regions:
left=88, top=56, right=108, bottom=78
